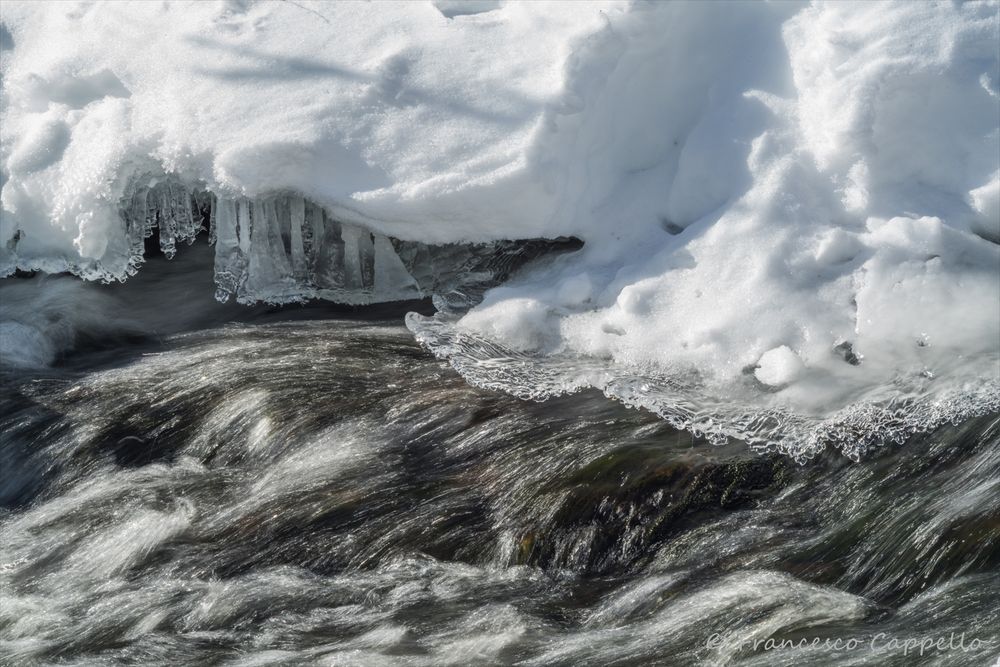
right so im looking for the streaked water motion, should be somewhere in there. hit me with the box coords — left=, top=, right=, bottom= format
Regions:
left=1, top=256, right=998, bottom=666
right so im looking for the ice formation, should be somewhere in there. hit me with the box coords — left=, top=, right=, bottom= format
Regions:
left=1, top=0, right=998, bottom=459
left=117, top=176, right=578, bottom=305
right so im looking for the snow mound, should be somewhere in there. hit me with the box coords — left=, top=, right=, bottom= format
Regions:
left=1, top=0, right=998, bottom=459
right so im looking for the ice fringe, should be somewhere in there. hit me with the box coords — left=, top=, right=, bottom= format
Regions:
left=406, top=313, right=1000, bottom=463
left=118, top=175, right=581, bottom=306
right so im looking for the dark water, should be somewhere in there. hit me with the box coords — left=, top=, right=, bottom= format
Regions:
left=1, top=254, right=999, bottom=666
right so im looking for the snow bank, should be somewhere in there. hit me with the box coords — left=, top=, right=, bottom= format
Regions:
left=0, top=0, right=611, bottom=272
left=1, top=0, right=998, bottom=459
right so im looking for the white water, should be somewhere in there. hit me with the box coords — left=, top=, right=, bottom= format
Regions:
left=1, top=0, right=998, bottom=459
left=2, top=301, right=998, bottom=664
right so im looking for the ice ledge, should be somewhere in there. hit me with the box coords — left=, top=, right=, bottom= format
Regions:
left=406, top=312, right=1000, bottom=463
left=2, top=174, right=582, bottom=308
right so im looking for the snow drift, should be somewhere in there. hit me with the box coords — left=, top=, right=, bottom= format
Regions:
left=1, top=0, right=998, bottom=460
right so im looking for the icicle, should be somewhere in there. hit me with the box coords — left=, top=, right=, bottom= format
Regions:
left=373, top=235, right=418, bottom=296
left=144, top=180, right=158, bottom=239
left=313, top=210, right=345, bottom=291
left=360, top=232, right=375, bottom=288
left=158, top=187, right=177, bottom=259
left=245, top=200, right=268, bottom=296
left=241, top=198, right=296, bottom=302
left=172, top=182, right=198, bottom=245
left=207, top=193, right=218, bottom=246
left=340, top=224, right=364, bottom=289
left=341, top=224, right=375, bottom=290
left=268, top=199, right=293, bottom=277
left=393, top=241, right=435, bottom=290
left=237, top=199, right=252, bottom=254
left=125, top=187, right=148, bottom=261
left=307, top=202, right=335, bottom=282
left=289, top=196, right=306, bottom=279
left=302, top=201, right=320, bottom=272
left=213, top=198, right=243, bottom=302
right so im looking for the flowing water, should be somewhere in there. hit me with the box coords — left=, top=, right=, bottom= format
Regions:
left=1, top=250, right=999, bottom=666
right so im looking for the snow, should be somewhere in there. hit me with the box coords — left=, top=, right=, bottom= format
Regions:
left=970, top=174, right=1000, bottom=242
left=754, top=346, right=805, bottom=388
left=1, top=0, right=998, bottom=458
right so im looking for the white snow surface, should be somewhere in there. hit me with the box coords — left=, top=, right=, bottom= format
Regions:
left=1, top=0, right=998, bottom=458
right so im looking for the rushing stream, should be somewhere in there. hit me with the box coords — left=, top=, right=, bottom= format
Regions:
left=1, top=250, right=998, bottom=666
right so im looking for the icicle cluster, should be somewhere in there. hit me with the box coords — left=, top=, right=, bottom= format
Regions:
left=120, top=176, right=580, bottom=306
left=210, top=195, right=414, bottom=304
left=209, top=194, right=580, bottom=306
left=121, top=177, right=207, bottom=273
